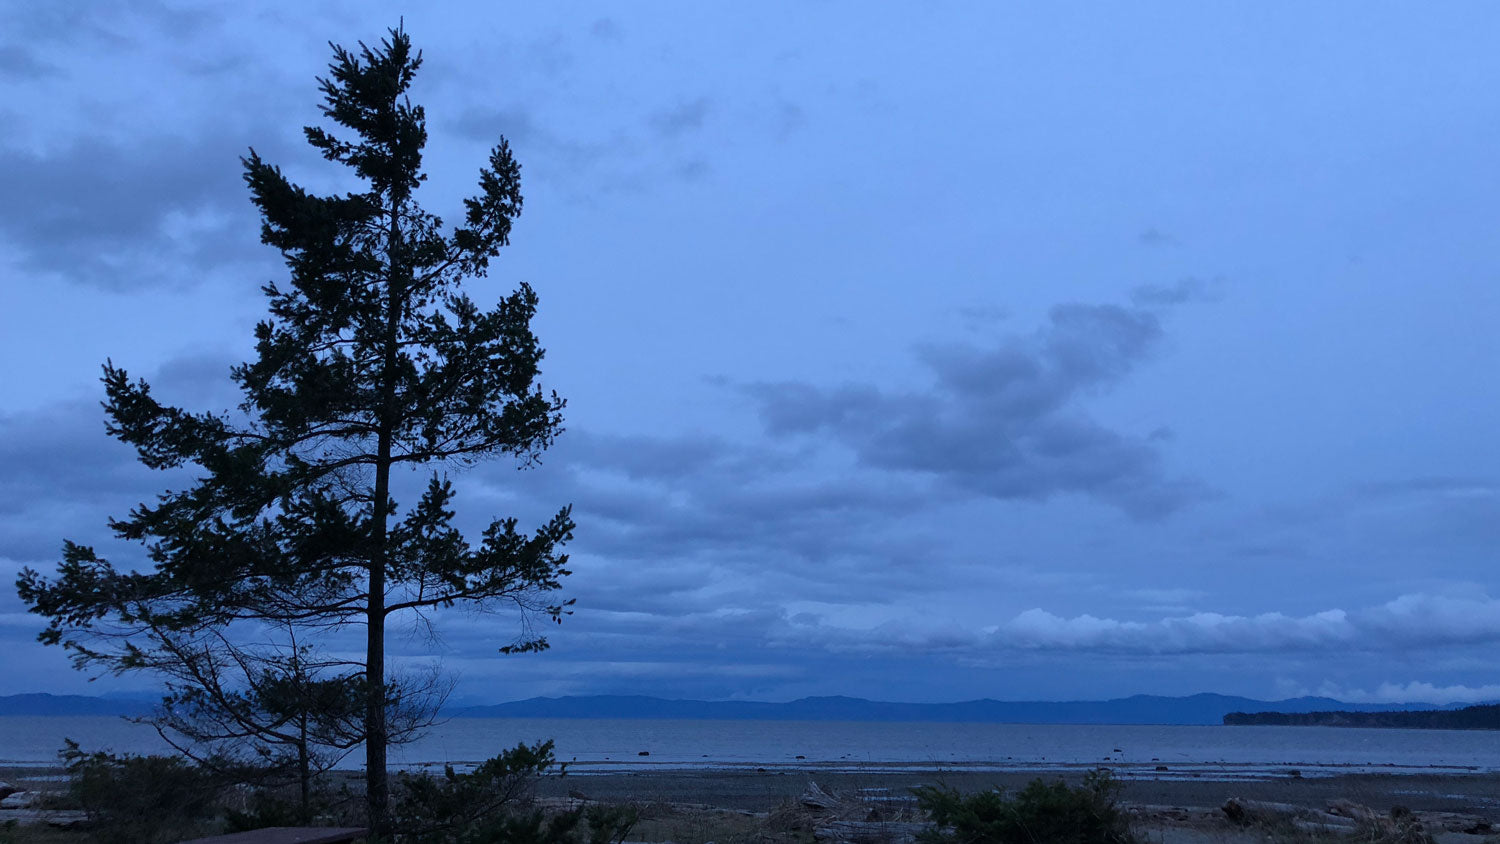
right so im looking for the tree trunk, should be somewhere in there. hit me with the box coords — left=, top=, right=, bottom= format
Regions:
left=366, top=439, right=390, bottom=837
left=366, top=194, right=404, bottom=840
left=298, top=713, right=311, bottom=824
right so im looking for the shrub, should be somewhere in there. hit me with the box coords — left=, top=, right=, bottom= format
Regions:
left=390, top=740, right=637, bottom=844
left=61, top=740, right=224, bottom=844
left=914, top=768, right=1136, bottom=844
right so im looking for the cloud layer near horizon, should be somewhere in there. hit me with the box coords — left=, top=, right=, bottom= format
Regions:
left=766, top=593, right=1500, bottom=658
left=3, top=2, right=1499, bottom=705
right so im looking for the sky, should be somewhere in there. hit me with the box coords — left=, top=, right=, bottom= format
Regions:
left=1, top=2, right=1498, bottom=706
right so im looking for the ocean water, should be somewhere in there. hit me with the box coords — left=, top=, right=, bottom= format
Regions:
left=4, top=716, right=1499, bottom=779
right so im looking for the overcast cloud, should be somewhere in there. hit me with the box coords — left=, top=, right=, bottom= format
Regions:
left=2, top=1, right=1498, bottom=705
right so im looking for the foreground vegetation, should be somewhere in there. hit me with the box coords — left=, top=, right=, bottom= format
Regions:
left=3, top=742, right=635, bottom=844
left=914, top=769, right=1136, bottom=844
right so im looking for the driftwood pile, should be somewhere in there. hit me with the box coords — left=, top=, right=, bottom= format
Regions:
left=775, top=781, right=930, bottom=844
left=1222, top=796, right=1494, bottom=841
left=0, top=779, right=87, bottom=829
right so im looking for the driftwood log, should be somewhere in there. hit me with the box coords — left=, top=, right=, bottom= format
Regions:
left=800, top=781, right=844, bottom=812
left=1222, top=797, right=1360, bottom=833
left=813, top=820, right=928, bottom=844
left=1222, top=796, right=1458, bottom=842
left=796, top=781, right=931, bottom=844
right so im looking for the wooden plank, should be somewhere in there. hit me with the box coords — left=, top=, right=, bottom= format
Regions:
left=178, top=827, right=366, bottom=844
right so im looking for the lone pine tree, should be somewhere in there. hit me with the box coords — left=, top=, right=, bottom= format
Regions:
left=17, top=27, right=574, bottom=837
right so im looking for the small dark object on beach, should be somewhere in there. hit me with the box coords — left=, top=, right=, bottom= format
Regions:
left=1287, top=769, right=1301, bottom=778
left=1155, top=766, right=1168, bottom=772
left=638, top=751, right=649, bottom=756
left=797, top=755, right=807, bottom=760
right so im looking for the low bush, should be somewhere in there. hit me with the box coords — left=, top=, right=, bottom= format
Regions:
left=61, top=740, right=225, bottom=844
left=914, top=768, right=1136, bottom=844
left=390, top=740, right=637, bottom=844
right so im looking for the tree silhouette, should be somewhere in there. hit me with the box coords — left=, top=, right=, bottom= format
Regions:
left=18, top=25, right=573, bottom=837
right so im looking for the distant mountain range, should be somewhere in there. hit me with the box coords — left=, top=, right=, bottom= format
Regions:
left=2, top=691, right=1483, bottom=725
left=0, top=693, right=154, bottom=717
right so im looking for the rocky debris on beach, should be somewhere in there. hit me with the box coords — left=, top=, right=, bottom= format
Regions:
left=0, top=790, right=41, bottom=809
left=1219, top=795, right=1498, bottom=842
left=783, top=780, right=1500, bottom=844
left=780, top=781, right=928, bottom=844
left=0, top=791, right=89, bottom=830
left=0, top=778, right=87, bottom=829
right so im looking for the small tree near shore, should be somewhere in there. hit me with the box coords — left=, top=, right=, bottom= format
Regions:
left=18, top=25, right=574, bottom=839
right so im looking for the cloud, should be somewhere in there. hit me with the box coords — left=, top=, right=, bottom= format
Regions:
left=1137, top=226, right=1176, bottom=246
left=1344, top=476, right=1500, bottom=547
left=0, top=401, right=154, bottom=516
left=0, top=45, right=57, bottom=78
left=1310, top=681, right=1500, bottom=706
left=447, top=105, right=619, bottom=177
left=953, top=304, right=1009, bottom=330
left=997, top=607, right=1356, bottom=654
left=770, top=98, right=805, bottom=140
left=1354, top=476, right=1498, bottom=501
left=778, top=593, right=1500, bottom=659
left=1122, top=587, right=1204, bottom=610
left=0, top=134, right=266, bottom=289
left=0, top=351, right=238, bottom=560
left=588, top=18, right=623, bottom=41
left=494, top=430, right=938, bottom=602
left=649, top=98, right=712, bottom=138
left=1130, top=277, right=1221, bottom=307
left=745, top=302, right=1200, bottom=518
left=447, top=104, right=707, bottom=197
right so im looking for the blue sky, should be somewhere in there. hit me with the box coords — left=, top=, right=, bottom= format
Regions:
left=2, top=2, right=1498, bottom=705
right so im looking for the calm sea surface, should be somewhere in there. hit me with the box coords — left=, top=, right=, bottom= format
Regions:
left=4, top=717, right=1498, bottom=779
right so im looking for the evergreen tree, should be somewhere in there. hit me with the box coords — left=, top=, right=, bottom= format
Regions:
left=17, top=26, right=573, bottom=837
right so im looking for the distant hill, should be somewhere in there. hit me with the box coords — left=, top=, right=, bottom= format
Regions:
left=1224, top=702, right=1500, bottom=729
left=448, top=693, right=1466, bottom=725
left=4, top=691, right=1483, bottom=725
left=0, top=693, right=153, bottom=717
